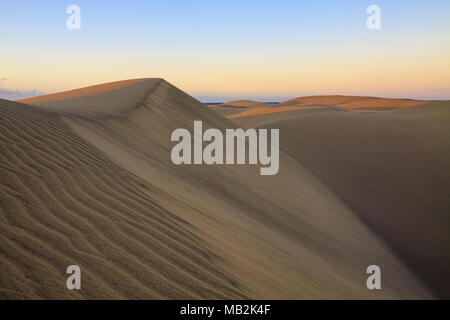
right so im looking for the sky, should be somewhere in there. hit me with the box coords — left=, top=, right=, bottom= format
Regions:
left=0, top=0, right=449, bottom=102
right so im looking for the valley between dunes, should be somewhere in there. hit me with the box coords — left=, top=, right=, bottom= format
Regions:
left=0, top=78, right=446, bottom=299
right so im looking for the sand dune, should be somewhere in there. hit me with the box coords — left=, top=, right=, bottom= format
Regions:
left=0, top=79, right=434, bottom=299
left=19, top=79, right=150, bottom=104
left=209, top=100, right=271, bottom=118
left=211, top=96, right=429, bottom=123
left=219, top=100, right=268, bottom=108
left=228, top=106, right=321, bottom=119
left=279, top=95, right=426, bottom=110
left=19, top=79, right=160, bottom=117
left=234, top=101, right=450, bottom=298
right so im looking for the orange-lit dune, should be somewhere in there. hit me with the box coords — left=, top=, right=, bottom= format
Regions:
left=220, top=100, right=268, bottom=108
left=280, top=95, right=426, bottom=109
left=228, top=106, right=321, bottom=118
left=280, top=95, right=372, bottom=106
left=210, top=96, right=429, bottom=122
left=338, top=98, right=425, bottom=109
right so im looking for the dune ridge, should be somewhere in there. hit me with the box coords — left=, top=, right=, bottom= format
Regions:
left=0, top=79, right=434, bottom=299
left=19, top=79, right=151, bottom=104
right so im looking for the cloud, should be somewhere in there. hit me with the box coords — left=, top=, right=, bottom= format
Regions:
left=0, top=88, right=47, bottom=101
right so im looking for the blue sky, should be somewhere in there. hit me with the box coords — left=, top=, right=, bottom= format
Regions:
left=1, top=0, right=449, bottom=101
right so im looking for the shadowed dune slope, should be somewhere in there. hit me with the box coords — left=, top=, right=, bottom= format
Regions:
left=0, top=79, right=434, bottom=299
left=235, top=102, right=450, bottom=298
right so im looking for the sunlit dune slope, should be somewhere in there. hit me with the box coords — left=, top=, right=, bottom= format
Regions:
left=19, top=78, right=160, bottom=116
left=0, top=79, right=433, bottom=299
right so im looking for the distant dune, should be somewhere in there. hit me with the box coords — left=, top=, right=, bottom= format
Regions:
left=0, top=79, right=437, bottom=299
left=228, top=106, right=321, bottom=119
left=210, top=100, right=271, bottom=118
left=279, top=95, right=425, bottom=109
left=219, top=100, right=268, bottom=108
left=211, top=95, right=429, bottom=123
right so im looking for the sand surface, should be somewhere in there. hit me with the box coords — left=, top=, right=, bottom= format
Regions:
left=211, top=96, right=429, bottom=125
left=231, top=100, right=450, bottom=298
left=0, top=79, right=437, bottom=299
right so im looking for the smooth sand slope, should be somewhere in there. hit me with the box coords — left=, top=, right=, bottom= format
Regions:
left=0, top=79, right=433, bottom=299
left=232, top=100, right=450, bottom=298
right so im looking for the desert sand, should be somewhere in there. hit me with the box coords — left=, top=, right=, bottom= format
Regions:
left=212, top=96, right=428, bottom=123
left=228, top=98, right=450, bottom=298
left=0, top=79, right=441, bottom=299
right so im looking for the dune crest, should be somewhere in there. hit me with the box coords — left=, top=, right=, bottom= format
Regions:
left=19, top=79, right=151, bottom=104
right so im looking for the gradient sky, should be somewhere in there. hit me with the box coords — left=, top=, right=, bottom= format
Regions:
left=1, top=0, right=449, bottom=101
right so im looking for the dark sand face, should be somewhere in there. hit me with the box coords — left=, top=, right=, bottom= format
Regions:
left=231, top=101, right=450, bottom=298
left=0, top=79, right=438, bottom=299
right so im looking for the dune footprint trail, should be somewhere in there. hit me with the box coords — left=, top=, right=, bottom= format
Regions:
left=0, top=79, right=433, bottom=299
